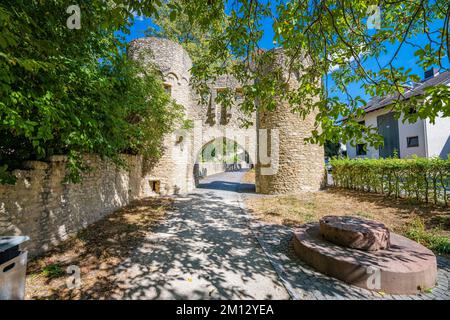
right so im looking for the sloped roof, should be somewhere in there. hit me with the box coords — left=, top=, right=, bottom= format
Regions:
left=361, top=70, right=450, bottom=114
left=340, top=71, right=450, bottom=122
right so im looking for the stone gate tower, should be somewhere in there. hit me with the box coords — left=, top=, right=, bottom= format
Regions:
left=255, top=49, right=325, bottom=194
left=128, top=37, right=196, bottom=195
left=128, top=37, right=324, bottom=196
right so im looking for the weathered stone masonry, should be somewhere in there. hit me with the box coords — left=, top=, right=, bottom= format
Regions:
left=0, top=155, right=146, bottom=257
left=256, top=49, right=325, bottom=194
left=0, top=38, right=325, bottom=257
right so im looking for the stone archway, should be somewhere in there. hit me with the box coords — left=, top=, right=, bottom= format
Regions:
left=129, top=37, right=324, bottom=196
left=193, top=136, right=255, bottom=187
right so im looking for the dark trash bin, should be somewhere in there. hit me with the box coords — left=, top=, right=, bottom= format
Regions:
left=0, top=236, right=30, bottom=300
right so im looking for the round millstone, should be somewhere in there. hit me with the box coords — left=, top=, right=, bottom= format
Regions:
left=319, top=215, right=390, bottom=251
left=293, top=223, right=437, bottom=295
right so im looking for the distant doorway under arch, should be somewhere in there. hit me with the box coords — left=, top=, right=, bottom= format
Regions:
left=193, top=137, right=254, bottom=187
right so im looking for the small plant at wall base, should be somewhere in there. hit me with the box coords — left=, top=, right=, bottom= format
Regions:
left=40, top=263, right=65, bottom=279
left=330, top=156, right=450, bottom=206
left=0, top=164, right=16, bottom=185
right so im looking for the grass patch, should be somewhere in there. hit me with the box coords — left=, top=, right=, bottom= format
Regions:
left=297, top=211, right=315, bottom=223
left=41, top=264, right=65, bottom=279
left=354, top=211, right=374, bottom=219
left=244, top=187, right=449, bottom=255
left=404, top=217, right=450, bottom=255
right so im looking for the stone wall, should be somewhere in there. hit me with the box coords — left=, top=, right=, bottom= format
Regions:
left=0, top=154, right=146, bottom=257
left=198, top=74, right=257, bottom=170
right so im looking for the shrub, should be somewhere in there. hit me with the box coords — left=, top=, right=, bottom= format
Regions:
left=330, top=156, right=450, bottom=205
left=0, top=1, right=186, bottom=183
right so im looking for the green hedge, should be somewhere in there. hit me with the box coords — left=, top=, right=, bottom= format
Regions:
left=330, top=157, right=450, bottom=205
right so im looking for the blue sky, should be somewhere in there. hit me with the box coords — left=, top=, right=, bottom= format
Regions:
left=122, top=6, right=449, bottom=103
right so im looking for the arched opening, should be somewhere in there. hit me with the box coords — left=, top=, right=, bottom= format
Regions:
left=193, top=137, right=254, bottom=187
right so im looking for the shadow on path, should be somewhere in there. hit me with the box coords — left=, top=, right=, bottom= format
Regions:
left=198, top=169, right=255, bottom=194
left=111, top=171, right=288, bottom=300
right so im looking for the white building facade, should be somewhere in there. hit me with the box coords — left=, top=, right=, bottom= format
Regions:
left=346, top=70, right=450, bottom=159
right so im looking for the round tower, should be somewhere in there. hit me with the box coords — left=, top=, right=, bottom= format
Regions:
left=255, top=49, right=325, bottom=194
left=128, top=37, right=195, bottom=195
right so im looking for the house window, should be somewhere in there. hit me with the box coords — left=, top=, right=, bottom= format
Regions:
left=358, top=120, right=366, bottom=132
left=356, top=143, right=367, bottom=156
left=407, top=136, right=419, bottom=148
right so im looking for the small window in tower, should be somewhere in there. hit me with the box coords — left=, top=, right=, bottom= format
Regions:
left=235, top=88, right=244, bottom=101
left=163, top=83, right=172, bottom=95
left=176, top=135, right=184, bottom=144
left=149, top=180, right=161, bottom=193
left=407, top=136, right=419, bottom=148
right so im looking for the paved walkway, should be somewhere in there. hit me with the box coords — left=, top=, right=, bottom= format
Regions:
left=112, top=170, right=289, bottom=299
left=112, top=170, right=449, bottom=300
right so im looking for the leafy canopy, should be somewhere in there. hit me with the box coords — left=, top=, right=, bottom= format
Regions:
left=2, top=0, right=449, bottom=184
left=0, top=0, right=185, bottom=183
left=156, top=0, right=450, bottom=147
